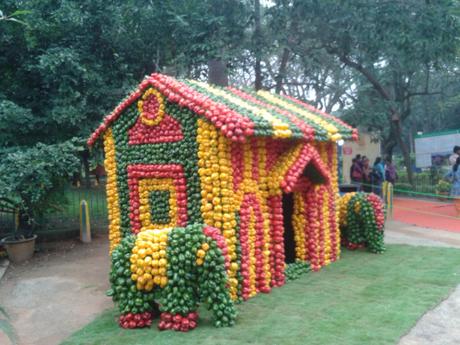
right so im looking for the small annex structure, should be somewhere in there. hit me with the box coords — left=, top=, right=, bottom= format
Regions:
left=89, top=73, right=357, bottom=309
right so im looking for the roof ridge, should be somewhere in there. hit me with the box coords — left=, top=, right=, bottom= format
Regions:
left=88, top=73, right=357, bottom=146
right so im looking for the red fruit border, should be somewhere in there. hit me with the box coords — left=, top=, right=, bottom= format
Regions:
left=127, top=164, right=188, bottom=233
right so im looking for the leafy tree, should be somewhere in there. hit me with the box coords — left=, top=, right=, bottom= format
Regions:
left=226, top=1, right=352, bottom=115
left=409, top=70, right=460, bottom=133
left=1, top=0, right=459, bottom=232
left=0, top=141, right=80, bottom=235
left=270, top=0, right=459, bottom=184
left=0, top=0, right=252, bottom=231
left=0, top=8, right=29, bottom=26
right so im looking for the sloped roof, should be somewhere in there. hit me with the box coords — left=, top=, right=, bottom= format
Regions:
left=88, top=73, right=357, bottom=146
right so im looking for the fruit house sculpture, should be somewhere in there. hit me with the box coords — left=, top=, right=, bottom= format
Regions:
left=88, top=73, right=358, bottom=331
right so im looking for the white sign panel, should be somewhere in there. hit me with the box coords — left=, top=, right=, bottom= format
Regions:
left=415, top=132, right=460, bottom=168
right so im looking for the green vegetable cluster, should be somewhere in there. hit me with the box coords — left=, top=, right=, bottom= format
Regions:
left=109, top=224, right=236, bottom=329
left=342, top=193, right=385, bottom=253
left=285, top=261, right=311, bottom=282
left=109, top=235, right=159, bottom=315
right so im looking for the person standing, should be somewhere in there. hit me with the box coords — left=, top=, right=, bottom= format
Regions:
left=449, top=146, right=460, bottom=166
left=385, top=159, right=398, bottom=185
left=372, top=157, right=385, bottom=196
left=362, top=156, right=372, bottom=192
left=349, top=158, right=356, bottom=182
left=350, top=155, right=363, bottom=190
left=446, top=157, right=460, bottom=217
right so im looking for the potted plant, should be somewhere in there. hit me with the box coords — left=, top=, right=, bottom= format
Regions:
left=0, top=197, right=37, bottom=263
left=0, top=141, right=80, bottom=263
left=435, top=180, right=451, bottom=201
left=2, top=234, right=37, bottom=263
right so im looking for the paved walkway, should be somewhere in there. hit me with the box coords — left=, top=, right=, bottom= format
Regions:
left=393, top=197, right=460, bottom=233
left=385, top=220, right=460, bottom=248
left=399, top=286, right=460, bottom=345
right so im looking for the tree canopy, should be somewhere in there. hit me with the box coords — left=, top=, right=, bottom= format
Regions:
left=0, top=0, right=459, bottom=225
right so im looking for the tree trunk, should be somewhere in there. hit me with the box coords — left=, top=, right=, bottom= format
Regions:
left=275, top=48, right=290, bottom=94
left=392, top=114, right=414, bottom=186
left=208, top=59, right=228, bottom=87
left=254, top=0, right=263, bottom=90
left=337, top=56, right=415, bottom=185
left=382, top=140, right=396, bottom=160
left=17, top=207, right=34, bottom=237
left=255, top=59, right=262, bottom=91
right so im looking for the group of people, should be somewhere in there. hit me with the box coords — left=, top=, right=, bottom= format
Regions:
left=348, top=146, right=460, bottom=204
left=350, top=155, right=397, bottom=196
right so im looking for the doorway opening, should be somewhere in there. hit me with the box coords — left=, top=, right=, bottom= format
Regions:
left=282, top=192, right=296, bottom=264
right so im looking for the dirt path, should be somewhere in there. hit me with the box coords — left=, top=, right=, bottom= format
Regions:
left=0, top=222, right=459, bottom=345
left=0, top=235, right=111, bottom=345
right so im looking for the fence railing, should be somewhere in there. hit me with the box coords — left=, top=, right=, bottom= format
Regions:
left=0, top=185, right=108, bottom=239
left=0, top=174, right=454, bottom=240
left=38, top=185, right=108, bottom=235
left=0, top=199, right=17, bottom=239
left=394, top=170, right=447, bottom=196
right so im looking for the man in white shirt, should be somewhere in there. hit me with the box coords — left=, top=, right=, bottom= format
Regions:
left=449, top=146, right=460, bottom=165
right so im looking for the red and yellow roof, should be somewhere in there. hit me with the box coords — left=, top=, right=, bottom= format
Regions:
left=88, top=73, right=357, bottom=146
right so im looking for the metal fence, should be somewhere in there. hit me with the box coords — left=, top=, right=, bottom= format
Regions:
left=0, top=169, right=452, bottom=240
left=0, top=211, right=15, bottom=239
left=394, top=170, right=446, bottom=196
left=39, top=185, right=108, bottom=236
left=0, top=185, right=108, bottom=239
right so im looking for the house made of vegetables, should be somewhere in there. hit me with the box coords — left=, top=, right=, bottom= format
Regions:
left=88, top=73, right=357, bottom=301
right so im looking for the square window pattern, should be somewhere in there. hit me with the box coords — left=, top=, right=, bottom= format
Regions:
left=138, top=177, right=177, bottom=230
left=127, top=163, right=188, bottom=233
left=149, top=190, right=171, bottom=224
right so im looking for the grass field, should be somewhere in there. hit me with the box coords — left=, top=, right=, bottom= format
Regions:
left=63, top=245, right=460, bottom=345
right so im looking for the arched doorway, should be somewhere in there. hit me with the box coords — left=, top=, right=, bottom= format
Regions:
left=278, top=144, right=331, bottom=264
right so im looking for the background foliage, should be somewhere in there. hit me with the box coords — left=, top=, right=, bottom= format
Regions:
left=0, top=0, right=459, bottom=229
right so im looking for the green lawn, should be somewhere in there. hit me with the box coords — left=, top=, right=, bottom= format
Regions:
left=63, top=245, right=460, bottom=345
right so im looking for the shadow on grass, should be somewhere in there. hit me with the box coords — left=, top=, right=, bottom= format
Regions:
left=62, top=245, right=460, bottom=345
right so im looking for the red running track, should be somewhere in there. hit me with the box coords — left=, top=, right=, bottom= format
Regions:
left=393, top=197, right=460, bottom=233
